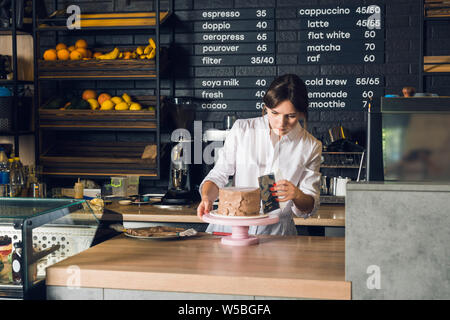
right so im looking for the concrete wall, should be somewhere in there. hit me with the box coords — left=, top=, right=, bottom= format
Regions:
left=345, top=182, right=450, bottom=299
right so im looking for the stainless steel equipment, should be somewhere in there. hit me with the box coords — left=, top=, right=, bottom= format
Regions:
left=320, top=175, right=328, bottom=195
left=161, top=138, right=195, bottom=205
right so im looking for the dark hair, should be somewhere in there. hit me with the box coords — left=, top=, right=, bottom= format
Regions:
left=263, top=74, right=309, bottom=119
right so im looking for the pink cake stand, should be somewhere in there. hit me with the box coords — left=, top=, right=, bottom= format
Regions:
left=202, top=212, right=280, bottom=246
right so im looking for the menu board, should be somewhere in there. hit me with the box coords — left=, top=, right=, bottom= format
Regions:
left=298, top=5, right=384, bottom=64
left=175, top=4, right=385, bottom=111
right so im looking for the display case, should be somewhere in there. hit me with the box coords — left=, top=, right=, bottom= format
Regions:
left=0, top=197, right=106, bottom=299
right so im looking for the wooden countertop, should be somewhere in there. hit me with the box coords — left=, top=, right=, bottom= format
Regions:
left=46, top=234, right=350, bottom=300
left=103, top=202, right=345, bottom=227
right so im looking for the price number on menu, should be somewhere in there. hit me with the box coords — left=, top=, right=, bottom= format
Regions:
left=356, top=19, right=381, bottom=28
left=256, top=9, right=267, bottom=17
left=363, top=54, right=375, bottom=62
left=255, top=90, right=266, bottom=98
left=256, top=21, right=268, bottom=29
left=355, top=77, right=381, bottom=85
left=365, top=43, right=376, bottom=51
left=356, top=5, right=381, bottom=14
left=250, top=56, right=274, bottom=64
left=256, top=102, right=265, bottom=109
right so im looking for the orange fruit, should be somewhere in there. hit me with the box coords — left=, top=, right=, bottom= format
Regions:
left=86, top=49, right=93, bottom=59
left=69, top=50, right=82, bottom=60
left=97, top=93, right=112, bottom=105
left=55, top=43, right=67, bottom=51
left=75, top=47, right=88, bottom=58
left=75, top=39, right=88, bottom=49
left=43, top=49, right=57, bottom=61
left=57, top=49, right=70, bottom=60
left=93, top=52, right=103, bottom=58
left=68, top=45, right=76, bottom=52
left=82, top=89, right=97, bottom=101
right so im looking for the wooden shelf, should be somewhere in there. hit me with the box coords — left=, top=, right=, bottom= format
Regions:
left=39, top=95, right=162, bottom=130
left=42, top=170, right=158, bottom=178
left=425, top=0, right=450, bottom=17
left=40, top=141, right=157, bottom=177
left=424, top=55, right=450, bottom=72
left=38, top=53, right=168, bottom=79
left=38, top=11, right=170, bottom=31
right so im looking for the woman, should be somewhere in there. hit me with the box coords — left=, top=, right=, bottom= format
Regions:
left=197, top=74, right=322, bottom=235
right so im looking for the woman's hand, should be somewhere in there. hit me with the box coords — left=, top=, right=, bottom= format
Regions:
left=271, top=179, right=301, bottom=202
left=197, top=198, right=213, bottom=219
left=197, top=180, right=219, bottom=219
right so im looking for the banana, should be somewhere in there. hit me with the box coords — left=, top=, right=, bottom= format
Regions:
left=148, top=38, right=156, bottom=49
left=119, top=52, right=124, bottom=59
left=136, top=46, right=144, bottom=55
left=146, top=48, right=156, bottom=60
left=96, top=47, right=120, bottom=60
left=144, top=44, right=152, bottom=55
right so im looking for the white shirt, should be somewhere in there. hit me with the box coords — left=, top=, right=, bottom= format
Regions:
left=200, top=115, right=322, bottom=236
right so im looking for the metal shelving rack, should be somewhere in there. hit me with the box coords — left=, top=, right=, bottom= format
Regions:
left=419, top=0, right=450, bottom=92
left=0, top=0, right=34, bottom=154
left=32, top=0, right=172, bottom=179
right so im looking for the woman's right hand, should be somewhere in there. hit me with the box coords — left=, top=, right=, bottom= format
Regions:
left=197, top=198, right=213, bottom=219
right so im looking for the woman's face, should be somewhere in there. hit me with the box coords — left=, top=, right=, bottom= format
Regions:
left=266, top=100, right=303, bottom=136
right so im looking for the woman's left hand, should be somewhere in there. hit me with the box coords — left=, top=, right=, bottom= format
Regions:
left=271, top=179, right=301, bottom=202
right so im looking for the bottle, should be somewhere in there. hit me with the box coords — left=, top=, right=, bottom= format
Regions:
left=9, top=158, right=24, bottom=197
left=0, top=147, right=9, bottom=197
left=74, top=178, right=84, bottom=199
left=11, top=241, right=22, bottom=285
left=14, top=157, right=27, bottom=197
left=7, top=158, right=14, bottom=197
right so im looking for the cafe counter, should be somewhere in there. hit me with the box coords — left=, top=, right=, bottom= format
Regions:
left=102, top=202, right=345, bottom=227
left=46, top=233, right=350, bottom=300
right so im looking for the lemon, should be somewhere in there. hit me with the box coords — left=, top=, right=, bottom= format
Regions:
left=100, top=99, right=115, bottom=110
left=87, top=98, right=100, bottom=110
left=115, top=102, right=129, bottom=111
left=111, top=96, right=123, bottom=104
left=122, top=93, right=132, bottom=103
left=129, top=103, right=142, bottom=111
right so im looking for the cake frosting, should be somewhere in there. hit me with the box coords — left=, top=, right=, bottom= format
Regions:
left=217, top=187, right=261, bottom=216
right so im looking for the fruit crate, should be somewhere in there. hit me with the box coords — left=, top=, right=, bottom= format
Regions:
left=40, top=141, right=157, bottom=177
left=39, top=95, right=163, bottom=130
left=38, top=48, right=168, bottom=79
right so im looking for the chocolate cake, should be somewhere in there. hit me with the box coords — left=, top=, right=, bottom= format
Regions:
left=217, top=187, right=261, bottom=216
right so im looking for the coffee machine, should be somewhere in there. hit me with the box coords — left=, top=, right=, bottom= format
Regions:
left=160, top=98, right=198, bottom=205
left=161, top=138, right=194, bottom=205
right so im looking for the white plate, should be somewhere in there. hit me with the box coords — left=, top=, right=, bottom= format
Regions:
left=209, top=210, right=269, bottom=220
